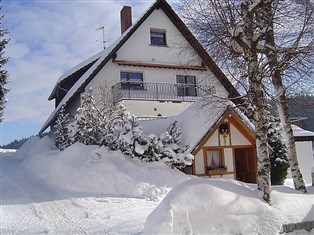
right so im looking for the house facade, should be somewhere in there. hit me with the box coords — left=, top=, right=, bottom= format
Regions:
left=39, top=0, right=239, bottom=135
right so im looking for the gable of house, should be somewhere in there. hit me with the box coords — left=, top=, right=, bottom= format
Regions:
left=192, top=109, right=256, bottom=182
left=40, top=0, right=240, bottom=134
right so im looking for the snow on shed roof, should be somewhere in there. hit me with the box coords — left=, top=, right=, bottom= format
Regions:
left=292, top=125, right=314, bottom=142
left=140, top=98, right=254, bottom=152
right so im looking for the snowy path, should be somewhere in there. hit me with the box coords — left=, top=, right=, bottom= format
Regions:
left=1, top=157, right=159, bottom=234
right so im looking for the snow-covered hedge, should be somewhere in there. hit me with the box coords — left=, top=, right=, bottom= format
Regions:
left=54, top=89, right=193, bottom=169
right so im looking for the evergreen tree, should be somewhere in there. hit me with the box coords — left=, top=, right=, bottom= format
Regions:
left=268, top=117, right=289, bottom=185
left=0, top=6, right=9, bottom=122
left=72, top=89, right=103, bottom=145
left=140, top=121, right=193, bottom=169
left=166, top=120, right=182, bottom=145
left=143, top=133, right=163, bottom=162
left=54, top=106, right=71, bottom=150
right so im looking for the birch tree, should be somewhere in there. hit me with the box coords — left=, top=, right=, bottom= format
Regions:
left=262, top=0, right=313, bottom=192
left=180, top=0, right=312, bottom=198
left=180, top=0, right=272, bottom=202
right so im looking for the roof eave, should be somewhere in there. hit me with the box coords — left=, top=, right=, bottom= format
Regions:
left=294, top=136, right=314, bottom=142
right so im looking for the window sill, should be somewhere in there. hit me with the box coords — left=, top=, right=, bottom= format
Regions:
left=207, top=169, right=228, bottom=176
left=149, top=44, right=168, bottom=48
left=120, top=87, right=145, bottom=90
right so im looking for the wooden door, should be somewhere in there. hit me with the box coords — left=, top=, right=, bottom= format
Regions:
left=234, top=148, right=257, bottom=183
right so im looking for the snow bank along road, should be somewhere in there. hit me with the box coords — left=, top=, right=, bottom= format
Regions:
left=1, top=156, right=159, bottom=234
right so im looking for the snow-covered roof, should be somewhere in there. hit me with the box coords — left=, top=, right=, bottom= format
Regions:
left=48, top=51, right=103, bottom=100
left=40, top=16, right=139, bottom=133
left=40, top=0, right=240, bottom=134
left=292, top=125, right=314, bottom=142
left=140, top=98, right=255, bottom=152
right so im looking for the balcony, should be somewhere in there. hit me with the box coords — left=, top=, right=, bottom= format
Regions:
left=111, top=82, right=215, bottom=102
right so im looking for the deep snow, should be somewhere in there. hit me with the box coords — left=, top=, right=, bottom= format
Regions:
left=1, top=136, right=314, bottom=234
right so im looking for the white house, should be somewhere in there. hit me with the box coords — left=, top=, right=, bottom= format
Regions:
left=39, top=0, right=313, bottom=185
left=39, top=0, right=239, bottom=135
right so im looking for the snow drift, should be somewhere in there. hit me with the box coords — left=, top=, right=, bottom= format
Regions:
left=19, top=136, right=191, bottom=200
left=5, top=137, right=314, bottom=234
left=143, top=178, right=314, bottom=235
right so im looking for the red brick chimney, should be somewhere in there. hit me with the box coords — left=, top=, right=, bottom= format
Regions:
left=120, top=6, right=132, bottom=34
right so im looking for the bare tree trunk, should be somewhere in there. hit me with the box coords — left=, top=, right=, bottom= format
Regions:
left=274, top=83, right=307, bottom=192
left=264, top=1, right=307, bottom=192
left=243, top=1, right=271, bottom=203
left=249, top=59, right=271, bottom=203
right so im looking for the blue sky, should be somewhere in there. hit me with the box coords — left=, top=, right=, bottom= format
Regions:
left=2, top=0, right=180, bottom=146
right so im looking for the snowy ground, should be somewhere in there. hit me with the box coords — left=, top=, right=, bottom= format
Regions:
left=1, top=156, right=160, bottom=234
left=1, top=137, right=314, bottom=234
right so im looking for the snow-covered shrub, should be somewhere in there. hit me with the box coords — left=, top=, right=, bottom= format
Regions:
left=71, top=89, right=105, bottom=145
left=268, top=117, right=289, bottom=185
left=140, top=120, right=193, bottom=169
left=54, top=105, right=71, bottom=150
left=56, top=90, right=193, bottom=170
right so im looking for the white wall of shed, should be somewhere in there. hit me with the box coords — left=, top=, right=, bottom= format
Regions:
left=287, top=141, right=314, bottom=185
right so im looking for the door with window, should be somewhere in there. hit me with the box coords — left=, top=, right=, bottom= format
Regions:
left=176, top=75, right=196, bottom=96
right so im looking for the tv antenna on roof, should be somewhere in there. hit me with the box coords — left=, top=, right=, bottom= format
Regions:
left=96, top=25, right=107, bottom=49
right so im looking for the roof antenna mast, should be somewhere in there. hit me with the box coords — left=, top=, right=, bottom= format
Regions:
left=96, top=25, right=106, bottom=49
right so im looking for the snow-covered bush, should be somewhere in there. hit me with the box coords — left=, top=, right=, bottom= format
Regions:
left=103, top=103, right=146, bottom=154
left=54, top=89, right=193, bottom=170
left=54, top=105, right=71, bottom=150
left=268, top=116, right=289, bottom=185
left=71, top=89, right=105, bottom=145
left=140, top=120, right=193, bottom=169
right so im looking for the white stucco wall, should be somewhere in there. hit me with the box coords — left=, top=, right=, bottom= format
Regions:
left=287, top=141, right=314, bottom=185
left=83, top=7, right=229, bottom=117
left=194, top=151, right=205, bottom=174
left=117, top=9, right=202, bottom=66
left=230, top=123, right=251, bottom=146
left=224, top=148, right=234, bottom=171
left=204, top=130, right=219, bottom=146
left=122, top=100, right=191, bottom=117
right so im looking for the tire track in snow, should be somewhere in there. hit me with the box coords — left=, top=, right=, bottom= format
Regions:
left=2, top=158, right=89, bottom=234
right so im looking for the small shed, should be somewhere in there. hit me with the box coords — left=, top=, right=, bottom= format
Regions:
left=291, top=125, right=314, bottom=185
left=140, top=99, right=258, bottom=183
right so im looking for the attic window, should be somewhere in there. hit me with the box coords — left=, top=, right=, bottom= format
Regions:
left=150, top=29, right=166, bottom=46
left=219, top=124, right=229, bottom=134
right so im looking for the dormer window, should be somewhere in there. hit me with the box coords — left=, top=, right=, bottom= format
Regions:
left=150, top=29, right=166, bottom=46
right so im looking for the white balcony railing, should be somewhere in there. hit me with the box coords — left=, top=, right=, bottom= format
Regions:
left=111, top=81, right=215, bottom=102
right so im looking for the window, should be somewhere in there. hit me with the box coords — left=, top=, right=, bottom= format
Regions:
left=206, top=150, right=224, bottom=171
left=150, top=30, right=166, bottom=46
left=120, top=71, right=144, bottom=89
left=219, top=124, right=229, bottom=134
left=176, top=75, right=197, bottom=96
